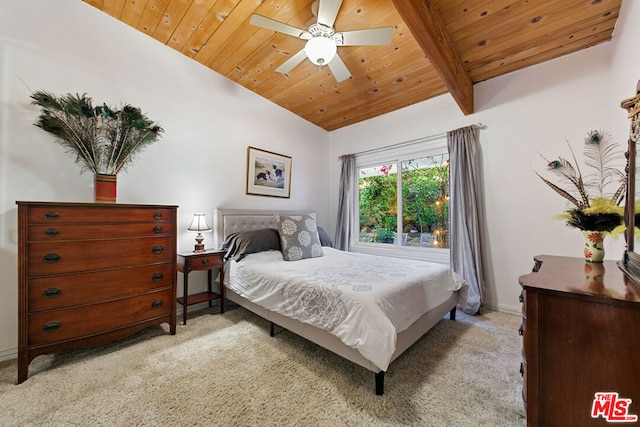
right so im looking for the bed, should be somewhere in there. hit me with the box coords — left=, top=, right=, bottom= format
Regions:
left=214, top=209, right=468, bottom=395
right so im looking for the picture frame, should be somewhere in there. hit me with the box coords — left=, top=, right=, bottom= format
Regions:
left=246, top=146, right=292, bottom=198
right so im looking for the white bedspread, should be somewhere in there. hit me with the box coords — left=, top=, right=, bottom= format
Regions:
left=226, top=247, right=467, bottom=371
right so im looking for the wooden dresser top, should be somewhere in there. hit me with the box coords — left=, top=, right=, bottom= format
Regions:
left=519, top=255, right=640, bottom=305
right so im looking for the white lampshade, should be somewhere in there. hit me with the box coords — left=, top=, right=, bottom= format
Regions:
left=304, top=36, right=337, bottom=66
left=188, top=213, right=211, bottom=232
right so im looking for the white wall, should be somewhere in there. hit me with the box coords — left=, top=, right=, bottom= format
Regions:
left=329, top=0, right=640, bottom=314
left=0, top=0, right=330, bottom=360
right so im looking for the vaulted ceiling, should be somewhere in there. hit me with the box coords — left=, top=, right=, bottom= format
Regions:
left=82, top=0, right=622, bottom=131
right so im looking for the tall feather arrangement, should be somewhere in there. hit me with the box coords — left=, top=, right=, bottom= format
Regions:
left=583, top=130, right=626, bottom=202
left=30, top=91, right=163, bottom=175
left=536, top=130, right=626, bottom=232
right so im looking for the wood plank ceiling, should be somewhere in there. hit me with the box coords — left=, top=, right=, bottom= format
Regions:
left=82, top=0, right=622, bottom=131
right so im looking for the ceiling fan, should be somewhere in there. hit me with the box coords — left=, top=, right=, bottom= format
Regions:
left=249, top=0, right=393, bottom=82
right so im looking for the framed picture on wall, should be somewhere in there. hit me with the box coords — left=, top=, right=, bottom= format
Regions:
left=246, top=146, right=292, bottom=198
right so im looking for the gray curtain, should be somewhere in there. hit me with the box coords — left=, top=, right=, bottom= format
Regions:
left=448, top=126, right=483, bottom=314
left=335, top=154, right=356, bottom=251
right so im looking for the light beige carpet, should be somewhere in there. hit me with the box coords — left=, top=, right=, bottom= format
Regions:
left=0, top=306, right=526, bottom=426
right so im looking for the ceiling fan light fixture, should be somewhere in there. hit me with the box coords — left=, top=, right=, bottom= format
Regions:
left=304, top=36, right=336, bottom=66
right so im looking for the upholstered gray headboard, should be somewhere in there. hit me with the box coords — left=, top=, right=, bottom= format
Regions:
left=214, top=209, right=314, bottom=247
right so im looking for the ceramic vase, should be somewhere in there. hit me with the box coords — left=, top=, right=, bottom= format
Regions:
left=583, top=230, right=605, bottom=263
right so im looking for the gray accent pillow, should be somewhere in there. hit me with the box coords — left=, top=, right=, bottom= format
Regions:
left=275, top=213, right=324, bottom=261
left=221, top=228, right=281, bottom=261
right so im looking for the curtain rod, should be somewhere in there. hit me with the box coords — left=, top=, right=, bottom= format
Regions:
left=346, top=122, right=484, bottom=157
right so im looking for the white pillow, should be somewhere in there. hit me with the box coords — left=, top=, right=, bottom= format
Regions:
left=275, top=212, right=324, bottom=261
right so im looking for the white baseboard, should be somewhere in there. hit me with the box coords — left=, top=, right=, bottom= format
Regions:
left=482, top=303, right=521, bottom=316
left=0, top=347, right=17, bottom=363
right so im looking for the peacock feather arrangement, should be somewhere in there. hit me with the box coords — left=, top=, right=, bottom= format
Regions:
left=536, top=130, right=626, bottom=232
left=30, top=91, right=163, bottom=175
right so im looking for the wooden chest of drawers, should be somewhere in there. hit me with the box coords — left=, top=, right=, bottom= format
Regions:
left=519, top=255, right=640, bottom=426
left=17, top=201, right=178, bottom=383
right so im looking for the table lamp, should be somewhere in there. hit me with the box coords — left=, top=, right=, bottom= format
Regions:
left=188, top=213, right=211, bottom=252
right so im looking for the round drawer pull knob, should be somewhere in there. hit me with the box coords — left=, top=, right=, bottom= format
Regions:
left=153, top=226, right=163, bottom=233
left=44, top=211, right=59, bottom=220
left=152, top=272, right=164, bottom=281
left=152, top=245, right=164, bottom=254
left=151, top=299, right=164, bottom=308
left=153, top=212, right=163, bottom=219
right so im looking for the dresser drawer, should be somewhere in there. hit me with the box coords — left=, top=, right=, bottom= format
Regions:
left=28, top=263, right=174, bottom=311
left=29, top=222, right=174, bottom=241
left=27, top=206, right=174, bottom=224
left=28, top=289, right=173, bottom=346
left=28, top=236, right=173, bottom=276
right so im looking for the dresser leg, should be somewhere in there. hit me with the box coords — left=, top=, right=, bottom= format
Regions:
left=17, top=352, right=28, bottom=384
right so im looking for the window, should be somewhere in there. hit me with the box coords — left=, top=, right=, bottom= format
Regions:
left=355, top=136, right=449, bottom=257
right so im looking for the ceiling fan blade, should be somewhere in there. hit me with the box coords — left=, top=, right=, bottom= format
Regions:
left=328, top=54, right=351, bottom=82
left=275, top=49, right=308, bottom=74
left=317, top=0, right=342, bottom=28
left=338, top=27, right=393, bottom=46
left=250, top=14, right=309, bottom=39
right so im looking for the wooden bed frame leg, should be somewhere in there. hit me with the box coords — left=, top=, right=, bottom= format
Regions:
left=449, top=307, right=456, bottom=321
left=375, top=371, right=384, bottom=395
left=270, top=322, right=275, bottom=337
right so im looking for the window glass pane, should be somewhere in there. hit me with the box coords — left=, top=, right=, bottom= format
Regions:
left=358, top=164, right=398, bottom=244
left=401, top=154, right=449, bottom=249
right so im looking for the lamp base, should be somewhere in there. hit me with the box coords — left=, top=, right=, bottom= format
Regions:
left=194, top=234, right=205, bottom=252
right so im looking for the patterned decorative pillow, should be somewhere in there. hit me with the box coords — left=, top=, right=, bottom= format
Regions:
left=275, top=212, right=324, bottom=261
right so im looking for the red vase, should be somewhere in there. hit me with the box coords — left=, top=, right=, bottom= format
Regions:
left=95, top=174, right=117, bottom=203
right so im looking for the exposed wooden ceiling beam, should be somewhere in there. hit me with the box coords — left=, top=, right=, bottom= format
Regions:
left=391, top=0, right=474, bottom=115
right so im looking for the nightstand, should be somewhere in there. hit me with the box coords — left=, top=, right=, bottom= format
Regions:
left=177, top=249, right=225, bottom=325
